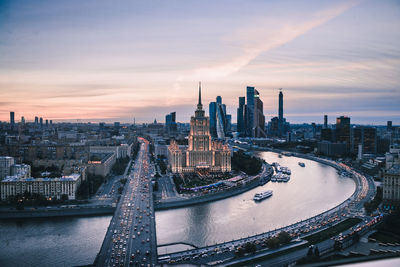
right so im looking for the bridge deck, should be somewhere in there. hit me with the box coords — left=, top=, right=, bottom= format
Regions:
left=95, top=139, right=157, bottom=266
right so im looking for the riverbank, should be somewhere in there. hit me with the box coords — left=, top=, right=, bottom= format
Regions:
left=155, top=164, right=272, bottom=210
left=0, top=205, right=115, bottom=220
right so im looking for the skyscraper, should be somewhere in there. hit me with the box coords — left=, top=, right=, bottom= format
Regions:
left=209, top=96, right=230, bottom=139
left=10, top=111, right=15, bottom=126
left=387, top=121, right=393, bottom=131
left=237, top=97, right=246, bottom=135
left=209, top=101, right=217, bottom=137
left=34, top=116, right=39, bottom=124
left=253, top=89, right=266, bottom=137
left=324, top=115, right=328, bottom=129
left=279, top=90, right=283, bottom=122
left=21, top=116, right=25, bottom=124
left=40, top=117, right=43, bottom=127
left=336, top=116, right=351, bottom=150
left=278, top=90, right=284, bottom=136
left=165, top=112, right=177, bottom=133
left=246, top=86, right=255, bottom=137
left=242, top=86, right=266, bottom=138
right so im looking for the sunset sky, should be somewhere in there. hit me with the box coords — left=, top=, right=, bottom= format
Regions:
left=1, top=0, right=399, bottom=124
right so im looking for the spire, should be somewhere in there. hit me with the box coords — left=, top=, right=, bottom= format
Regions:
left=198, top=81, right=202, bottom=105
left=197, top=81, right=203, bottom=111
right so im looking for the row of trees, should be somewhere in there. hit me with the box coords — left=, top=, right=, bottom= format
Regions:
left=157, top=155, right=167, bottom=174
left=235, top=231, right=292, bottom=257
left=76, top=174, right=105, bottom=199
left=231, top=151, right=263, bottom=176
left=4, top=191, right=70, bottom=209
left=30, top=164, right=62, bottom=178
left=364, top=186, right=382, bottom=214
left=112, top=157, right=130, bottom=175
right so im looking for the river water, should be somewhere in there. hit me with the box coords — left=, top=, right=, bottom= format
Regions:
left=0, top=151, right=355, bottom=266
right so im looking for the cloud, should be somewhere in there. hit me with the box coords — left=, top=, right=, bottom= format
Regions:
left=182, top=0, right=361, bottom=80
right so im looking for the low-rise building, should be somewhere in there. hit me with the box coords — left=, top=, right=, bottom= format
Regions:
left=87, top=153, right=116, bottom=177
left=1, top=173, right=82, bottom=200
left=10, top=164, right=31, bottom=178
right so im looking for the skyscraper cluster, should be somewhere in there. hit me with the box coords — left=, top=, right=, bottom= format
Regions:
left=237, top=86, right=266, bottom=138
left=7, top=111, right=52, bottom=128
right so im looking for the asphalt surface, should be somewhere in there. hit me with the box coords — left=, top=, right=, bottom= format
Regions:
left=95, top=138, right=157, bottom=267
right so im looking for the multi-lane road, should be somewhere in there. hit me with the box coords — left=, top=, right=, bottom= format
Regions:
left=95, top=138, right=157, bottom=267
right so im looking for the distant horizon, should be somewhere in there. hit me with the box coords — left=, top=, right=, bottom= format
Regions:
left=3, top=113, right=397, bottom=127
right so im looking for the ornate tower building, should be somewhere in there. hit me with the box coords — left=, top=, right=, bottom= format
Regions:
left=168, top=83, right=231, bottom=174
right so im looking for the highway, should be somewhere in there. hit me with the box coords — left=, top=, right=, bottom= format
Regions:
left=95, top=138, right=157, bottom=266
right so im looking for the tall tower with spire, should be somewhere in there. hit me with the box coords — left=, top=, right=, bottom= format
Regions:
left=195, top=81, right=205, bottom=117
left=168, top=82, right=231, bottom=174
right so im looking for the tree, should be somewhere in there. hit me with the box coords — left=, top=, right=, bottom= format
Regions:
left=307, top=246, right=314, bottom=257
left=118, top=186, right=123, bottom=194
left=235, top=247, right=245, bottom=257
left=244, top=242, right=257, bottom=253
left=278, top=231, right=292, bottom=244
left=61, top=194, right=69, bottom=201
left=314, top=246, right=320, bottom=259
left=266, top=237, right=280, bottom=249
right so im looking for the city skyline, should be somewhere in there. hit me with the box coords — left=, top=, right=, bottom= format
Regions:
left=1, top=0, right=400, bottom=124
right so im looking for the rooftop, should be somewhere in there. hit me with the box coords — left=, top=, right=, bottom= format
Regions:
left=1, top=173, right=81, bottom=183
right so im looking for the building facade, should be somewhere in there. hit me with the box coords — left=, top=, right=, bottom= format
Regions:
left=168, top=83, right=231, bottom=174
left=336, top=116, right=351, bottom=150
left=351, top=126, right=377, bottom=154
left=1, top=173, right=82, bottom=200
left=0, top=156, right=15, bottom=180
left=383, top=165, right=400, bottom=210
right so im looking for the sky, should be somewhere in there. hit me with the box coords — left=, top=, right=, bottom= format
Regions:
left=0, top=0, right=399, bottom=125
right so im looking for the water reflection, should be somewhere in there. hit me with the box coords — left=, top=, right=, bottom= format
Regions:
left=0, top=216, right=111, bottom=267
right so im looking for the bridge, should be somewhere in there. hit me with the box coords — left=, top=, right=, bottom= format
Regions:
left=94, top=138, right=157, bottom=266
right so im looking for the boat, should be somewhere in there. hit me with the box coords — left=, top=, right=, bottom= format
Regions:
left=281, top=167, right=291, bottom=175
left=254, top=190, right=273, bottom=201
left=298, top=162, right=305, bottom=167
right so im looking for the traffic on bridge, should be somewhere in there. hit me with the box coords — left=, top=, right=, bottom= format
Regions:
left=95, top=138, right=157, bottom=267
